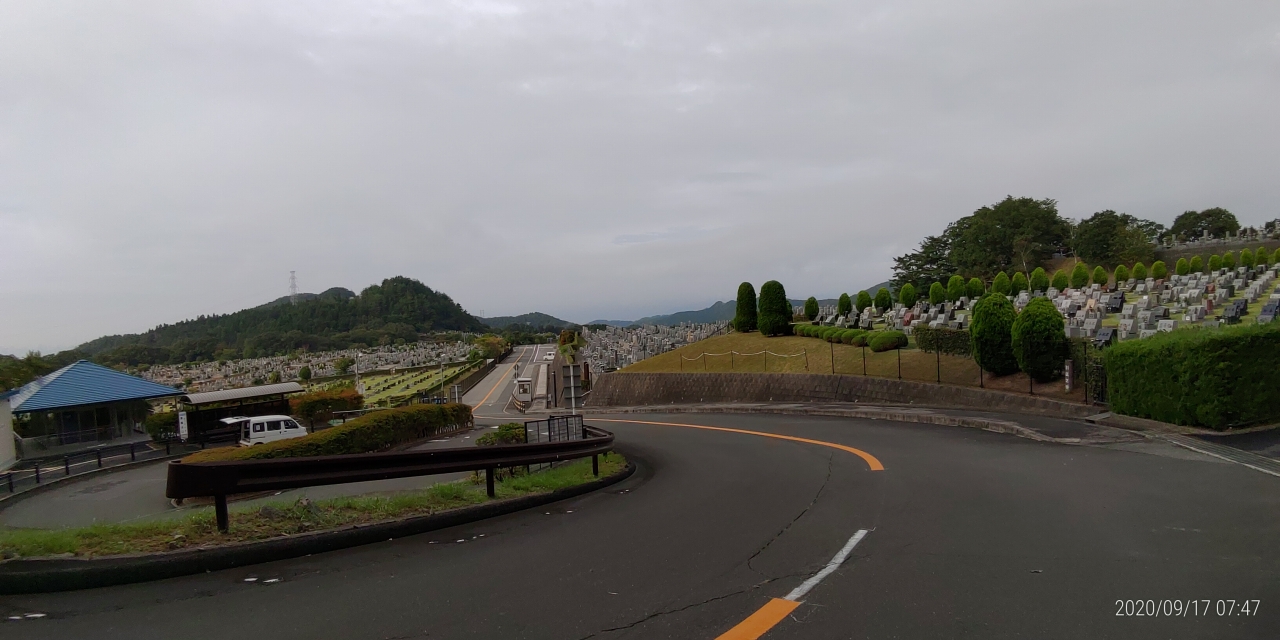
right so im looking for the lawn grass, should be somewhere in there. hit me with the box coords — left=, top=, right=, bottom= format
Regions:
left=619, top=331, right=1083, bottom=401
left=0, top=454, right=626, bottom=559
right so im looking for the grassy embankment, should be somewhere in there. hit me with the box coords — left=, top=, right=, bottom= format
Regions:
left=620, top=332, right=1082, bottom=401
left=0, top=454, right=625, bottom=559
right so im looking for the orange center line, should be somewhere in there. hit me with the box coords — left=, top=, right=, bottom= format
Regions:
left=591, top=418, right=885, bottom=471
left=713, top=598, right=799, bottom=640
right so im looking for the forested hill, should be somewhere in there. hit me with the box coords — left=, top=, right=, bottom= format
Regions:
left=72, top=277, right=485, bottom=366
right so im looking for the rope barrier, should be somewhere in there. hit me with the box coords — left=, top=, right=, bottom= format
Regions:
left=680, top=350, right=805, bottom=360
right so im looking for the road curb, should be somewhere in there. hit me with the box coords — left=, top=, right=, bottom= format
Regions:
left=589, top=404, right=1081, bottom=444
left=0, top=460, right=635, bottom=594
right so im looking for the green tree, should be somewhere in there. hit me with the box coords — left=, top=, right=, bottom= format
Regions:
left=1174, top=257, right=1189, bottom=276
left=1208, top=254, right=1222, bottom=272
left=1010, top=272, right=1029, bottom=296
left=1051, top=270, right=1069, bottom=291
left=891, top=234, right=956, bottom=291
left=733, top=282, right=758, bottom=332
left=1273, top=248, right=1280, bottom=266
left=1092, top=265, right=1108, bottom=287
left=1132, top=262, right=1148, bottom=281
left=1011, top=297, right=1066, bottom=382
left=1113, top=264, right=1130, bottom=283
left=803, top=297, right=819, bottom=321
left=1029, top=267, right=1049, bottom=293
left=334, top=357, right=355, bottom=375
left=856, top=290, right=872, bottom=314
left=928, top=282, right=945, bottom=305
left=298, top=365, right=312, bottom=381
left=1072, top=210, right=1165, bottom=266
left=966, top=277, right=984, bottom=299
left=970, top=292, right=1019, bottom=375
left=1240, top=248, right=1255, bottom=269
left=1189, top=255, right=1203, bottom=273
left=757, top=281, right=792, bottom=337
left=1223, top=251, right=1237, bottom=270
left=837, top=292, right=853, bottom=318
left=1151, top=260, right=1168, bottom=280
left=950, top=197, right=1071, bottom=276
left=1256, top=247, right=1269, bottom=267
left=1069, top=263, right=1089, bottom=289
left=874, top=288, right=892, bottom=311
left=992, top=271, right=1011, bottom=295
left=267, top=371, right=282, bottom=384
left=1169, top=207, right=1240, bottom=240
left=946, top=275, right=966, bottom=302
left=898, top=283, right=918, bottom=308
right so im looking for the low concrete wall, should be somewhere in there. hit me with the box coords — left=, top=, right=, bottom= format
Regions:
left=587, top=372, right=1097, bottom=419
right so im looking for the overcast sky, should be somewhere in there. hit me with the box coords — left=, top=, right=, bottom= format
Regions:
left=3, top=1, right=1279, bottom=353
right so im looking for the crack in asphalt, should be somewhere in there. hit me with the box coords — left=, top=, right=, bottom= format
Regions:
left=573, top=575, right=805, bottom=640
left=745, top=451, right=834, bottom=577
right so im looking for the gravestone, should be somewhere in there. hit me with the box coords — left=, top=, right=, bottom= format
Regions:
left=1156, top=319, right=1176, bottom=332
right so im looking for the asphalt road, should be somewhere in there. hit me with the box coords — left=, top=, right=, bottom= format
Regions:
left=461, top=344, right=551, bottom=415
left=3, top=412, right=1278, bottom=639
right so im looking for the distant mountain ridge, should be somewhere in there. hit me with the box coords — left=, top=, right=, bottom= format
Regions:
left=481, top=312, right=576, bottom=330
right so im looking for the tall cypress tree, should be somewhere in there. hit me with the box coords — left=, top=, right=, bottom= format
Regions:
left=803, top=297, right=819, bottom=321
left=733, top=282, right=758, bottom=332
left=837, top=293, right=853, bottom=317
left=757, top=281, right=792, bottom=337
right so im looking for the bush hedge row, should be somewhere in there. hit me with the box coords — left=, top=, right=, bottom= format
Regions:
left=913, top=326, right=971, bottom=357
left=181, top=403, right=474, bottom=463
left=1104, top=322, right=1280, bottom=429
left=868, top=331, right=908, bottom=352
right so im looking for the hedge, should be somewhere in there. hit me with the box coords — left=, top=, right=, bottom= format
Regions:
left=850, top=331, right=872, bottom=347
left=970, top=292, right=1019, bottom=375
left=289, top=387, right=363, bottom=429
left=839, top=329, right=866, bottom=344
left=180, top=403, right=473, bottom=463
left=913, top=325, right=971, bottom=357
left=1011, top=297, right=1065, bottom=382
left=868, top=331, right=908, bottom=352
left=144, top=411, right=178, bottom=441
left=1104, top=322, right=1280, bottom=429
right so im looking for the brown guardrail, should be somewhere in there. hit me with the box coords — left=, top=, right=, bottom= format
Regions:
left=166, top=425, right=615, bottom=532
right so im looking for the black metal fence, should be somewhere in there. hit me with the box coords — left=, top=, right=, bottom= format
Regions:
left=2, top=438, right=197, bottom=497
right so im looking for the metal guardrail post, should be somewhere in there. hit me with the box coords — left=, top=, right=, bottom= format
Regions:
left=130, top=443, right=137, bottom=462
left=34, top=464, right=40, bottom=484
left=485, top=468, right=495, bottom=497
left=165, top=440, right=171, bottom=455
left=5, top=473, right=12, bottom=493
left=215, top=495, right=229, bottom=533
left=97, top=450, right=103, bottom=468
left=64, top=457, right=71, bottom=476
left=592, top=454, right=599, bottom=477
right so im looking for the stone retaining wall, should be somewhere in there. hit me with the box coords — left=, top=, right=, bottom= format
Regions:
left=588, top=372, right=1096, bottom=419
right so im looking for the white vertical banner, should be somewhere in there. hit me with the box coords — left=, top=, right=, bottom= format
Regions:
left=178, top=411, right=189, bottom=442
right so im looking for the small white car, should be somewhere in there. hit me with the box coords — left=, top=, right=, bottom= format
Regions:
left=544, top=353, right=555, bottom=361
left=223, top=415, right=308, bottom=447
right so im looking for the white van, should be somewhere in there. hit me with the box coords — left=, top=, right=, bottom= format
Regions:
left=222, top=415, right=308, bottom=447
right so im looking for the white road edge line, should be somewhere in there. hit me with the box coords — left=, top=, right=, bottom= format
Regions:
left=784, top=529, right=869, bottom=602
left=1160, top=436, right=1280, bottom=479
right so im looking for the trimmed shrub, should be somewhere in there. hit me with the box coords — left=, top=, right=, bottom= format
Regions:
left=804, top=296, right=819, bottom=321
left=1273, top=248, right=1280, bottom=266
left=1256, top=246, right=1269, bottom=266
left=850, top=332, right=872, bottom=347
left=1011, top=297, right=1066, bottom=382
left=477, top=422, right=525, bottom=446
left=1208, top=254, right=1222, bottom=272
left=1010, top=272, right=1028, bottom=296
left=290, top=387, right=364, bottom=429
left=733, top=282, right=758, bottom=332
left=793, top=324, right=806, bottom=336
left=966, top=277, right=984, bottom=299
left=1029, top=267, right=1049, bottom=293
left=826, top=328, right=844, bottom=343
left=1113, top=264, right=1130, bottom=283
left=914, top=326, right=971, bottom=357
left=946, top=275, right=965, bottom=302
left=839, top=329, right=866, bottom=344
left=144, top=411, right=178, bottom=441
left=1070, top=263, right=1089, bottom=289
left=837, top=292, right=853, bottom=317
left=1092, top=265, right=1107, bottom=287
left=1132, top=262, right=1147, bottom=281
left=928, top=282, right=945, bottom=305
left=820, top=327, right=840, bottom=340
left=757, top=280, right=792, bottom=336
left=868, top=331, right=908, bottom=352
left=874, top=287, right=892, bottom=311
left=1223, top=251, right=1236, bottom=270
left=1151, top=260, right=1167, bottom=280
left=992, top=271, right=1011, bottom=295
left=1240, top=248, right=1255, bottom=269
left=856, top=290, right=872, bottom=314
left=970, top=292, right=1019, bottom=376
left=1104, top=322, right=1280, bottom=429
left=898, top=283, right=918, bottom=308
left=1051, top=269, right=1068, bottom=291
left=1189, top=255, right=1203, bottom=273
left=181, top=403, right=473, bottom=463
left=1174, top=258, right=1189, bottom=276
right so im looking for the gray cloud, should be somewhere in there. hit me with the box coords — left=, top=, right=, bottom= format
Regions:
left=2, top=1, right=1279, bottom=352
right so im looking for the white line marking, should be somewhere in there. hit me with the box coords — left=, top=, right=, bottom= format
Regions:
left=1160, top=436, right=1280, bottom=479
left=784, top=529, right=869, bottom=602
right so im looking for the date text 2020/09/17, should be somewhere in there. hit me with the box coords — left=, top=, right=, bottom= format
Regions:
left=1115, top=600, right=1260, bottom=617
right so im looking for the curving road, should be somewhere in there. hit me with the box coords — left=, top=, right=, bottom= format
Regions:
left=3, top=412, right=1279, bottom=638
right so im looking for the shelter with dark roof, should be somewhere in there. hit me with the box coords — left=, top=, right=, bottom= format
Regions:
left=177, top=381, right=304, bottom=443
left=2, top=360, right=181, bottom=465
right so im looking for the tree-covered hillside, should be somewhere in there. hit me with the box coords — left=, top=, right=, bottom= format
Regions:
left=67, top=277, right=484, bottom=367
